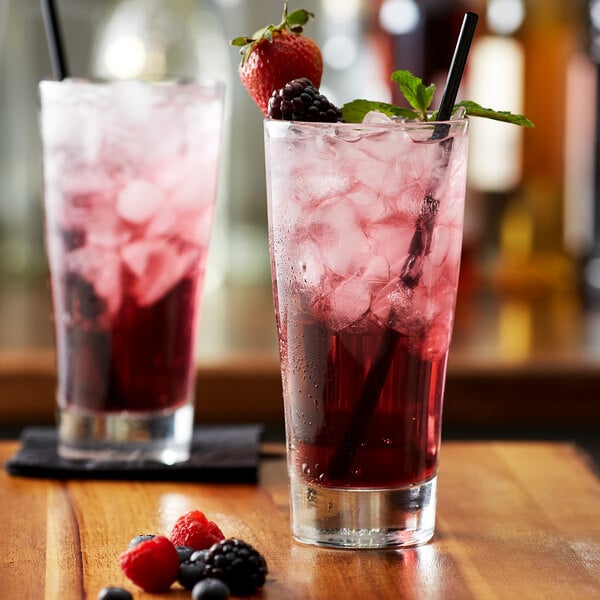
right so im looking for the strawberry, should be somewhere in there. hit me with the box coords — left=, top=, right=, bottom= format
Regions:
left=118, top=535, right=179, bottom=593
left=231, top=3, right=323, bottom=115
left=170, top=509, right=225, bottom=551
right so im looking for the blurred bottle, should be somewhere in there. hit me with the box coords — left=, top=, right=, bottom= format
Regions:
left=468, top=0, right=586, bottom=297
left=371, top=0, right=473, bottom=103
left=582, top=0, right=600, bottom=302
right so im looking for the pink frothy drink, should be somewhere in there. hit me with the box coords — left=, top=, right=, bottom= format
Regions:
left=40, top=79, right=224, bottom=463
left=265, top=114, right=469, bottom=547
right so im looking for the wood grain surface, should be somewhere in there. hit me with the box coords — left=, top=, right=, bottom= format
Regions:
left=1, top=441, right=599, bottom=599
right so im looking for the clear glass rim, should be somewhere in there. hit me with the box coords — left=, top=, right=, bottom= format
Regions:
left=39, top=76, right=225, bottom=94
left=264, top=116, right=468, bottom=134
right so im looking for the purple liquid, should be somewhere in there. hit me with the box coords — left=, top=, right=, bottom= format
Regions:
left=54, top=269, right=200, bottom=414
left=284, top=321, right=447, bottom=489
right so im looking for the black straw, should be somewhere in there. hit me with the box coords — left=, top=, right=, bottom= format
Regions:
left=325, top=12, right=479, bottom=481
left=436, top=12, right=478, bottom=121
left=39, top=0, right=69, bottom=80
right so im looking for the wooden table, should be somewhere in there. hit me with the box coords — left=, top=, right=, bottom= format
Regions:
left=1, top=440, right=599, bottom=599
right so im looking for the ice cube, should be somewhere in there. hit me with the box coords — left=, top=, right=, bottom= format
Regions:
left=428, top=225, right=451, bottom=267
left=421, top=321, right=452, bottom=361
left=65, top=245, right=122, bottom=319
left=116, top=179, right=164, bottom=224
left=179, top=206, right=214, bottom=246
left=362, top=256, right=390, bottom=282
left=145, top=205, right=179, bottom=238
left=295, top=239, right=325, bottom=289
left=121, top=239, right=201, bottom=305
left=85, top=205, right=132, bottom=248
left=314, top=201, right=371, bottom=277
left=362, top=111, right=394, bottom=125
left=326, top=277, right=371, bottom=331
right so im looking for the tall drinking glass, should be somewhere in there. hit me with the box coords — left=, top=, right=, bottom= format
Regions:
left=264, top=116, right=469, bottom=547
left=40, top=79, right=224, bottom=464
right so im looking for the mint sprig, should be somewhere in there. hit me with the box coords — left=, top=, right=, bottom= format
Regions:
left=341, top=69, right=534, bottom=127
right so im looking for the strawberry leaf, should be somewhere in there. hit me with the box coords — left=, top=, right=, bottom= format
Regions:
left=286, top=8, right=313, bottom=28
left=342, top=100, right=418, bottom=123
left=230, top=36, right=250, bottom=47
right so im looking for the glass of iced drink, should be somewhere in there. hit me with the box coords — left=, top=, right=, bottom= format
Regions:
left=40, top=78, right=224, bottom=464
left=264, top=114, right=468, bottom=547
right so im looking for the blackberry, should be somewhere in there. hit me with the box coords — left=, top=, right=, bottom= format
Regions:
left=268, top=77, right=342, bottom=123
left=202, top=538, right=268, bottom=596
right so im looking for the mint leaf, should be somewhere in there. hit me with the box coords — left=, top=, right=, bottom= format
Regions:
left=455, top=100, right=534, bottom=127
left=341, top=100, right=418, bottom=124
left=391, top=70, right=436, bottom=120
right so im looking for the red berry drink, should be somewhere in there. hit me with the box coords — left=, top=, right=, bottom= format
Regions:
left=40, top=79, right=224, bottom=463
left=265, top=116, right=468, bottom=546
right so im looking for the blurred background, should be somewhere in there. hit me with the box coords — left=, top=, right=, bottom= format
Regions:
left=1, top=0, right=599, bottom=442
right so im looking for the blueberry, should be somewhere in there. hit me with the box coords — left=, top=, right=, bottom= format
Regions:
left=176, top=545, right=196, bottom=562
left=178, top=552, right=208, bottom=591
left=192, top=578, right=230, bottom=600
left=97, top=587, right=133, bottom=600
left=127, top=534, right=155, bottom=548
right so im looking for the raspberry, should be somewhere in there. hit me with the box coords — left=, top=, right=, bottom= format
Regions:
left=268, top=77, right=341, bottom=123
left=118, top=535, right=179, bottom=593
left=170, top=510, right=225, bottom=551
left=202, top=538, right=268, bottom=596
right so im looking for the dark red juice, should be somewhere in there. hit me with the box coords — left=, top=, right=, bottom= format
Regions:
left=284, top=320, right=447, bottom=489
left=55, top=271, right=200, bottom=414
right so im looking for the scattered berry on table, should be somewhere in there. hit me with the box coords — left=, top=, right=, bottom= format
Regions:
left=192, top=578, right=231, bottom=600
left=176, top=545, right=196, bottom=563
left=97, top=587, right=132, bottom=600
left=202, top=538, right=268, bottom=596
left=127, top=534, right=155, bottom=548
left=170, top=509, right=225, bottom=551
left=118, top=535, right=180, bottom=593
left=178, top=550, right=209, bottom=590
left=268, top=77, right=342, bottom=122
left=231, top=5, right=322, bottom=115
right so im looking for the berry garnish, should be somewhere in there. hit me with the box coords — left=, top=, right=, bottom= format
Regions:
left=268, top=77, right=341, bottom=123
left=201, top=538, right=268, bottom=596
left=176, top=544, right=196, bottom=563
left=231, top=3, right=322, bottom=115
left=127, top=534, right=155, bottom=548
left=118, top=535, right=180, bottom=593
left=192, top=578, right=231, bottom=600
left=192, top=579, right=229, bottom=600
left=178, top=550, right=209, bottom=591
left=97, top=587, right=132, bottom=600
left=170, top=509, right=225, bottom=551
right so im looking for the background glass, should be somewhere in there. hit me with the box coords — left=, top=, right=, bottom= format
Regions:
left=40, top=78, right=224, bottom=463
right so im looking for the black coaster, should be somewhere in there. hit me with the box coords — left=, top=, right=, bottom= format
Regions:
left=4, top=425, right=262, bottom=483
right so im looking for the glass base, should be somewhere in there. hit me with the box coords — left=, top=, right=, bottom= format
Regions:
left=57, top=403, right=194, bottom=465
left=290, top=474, right=436, bottom=548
